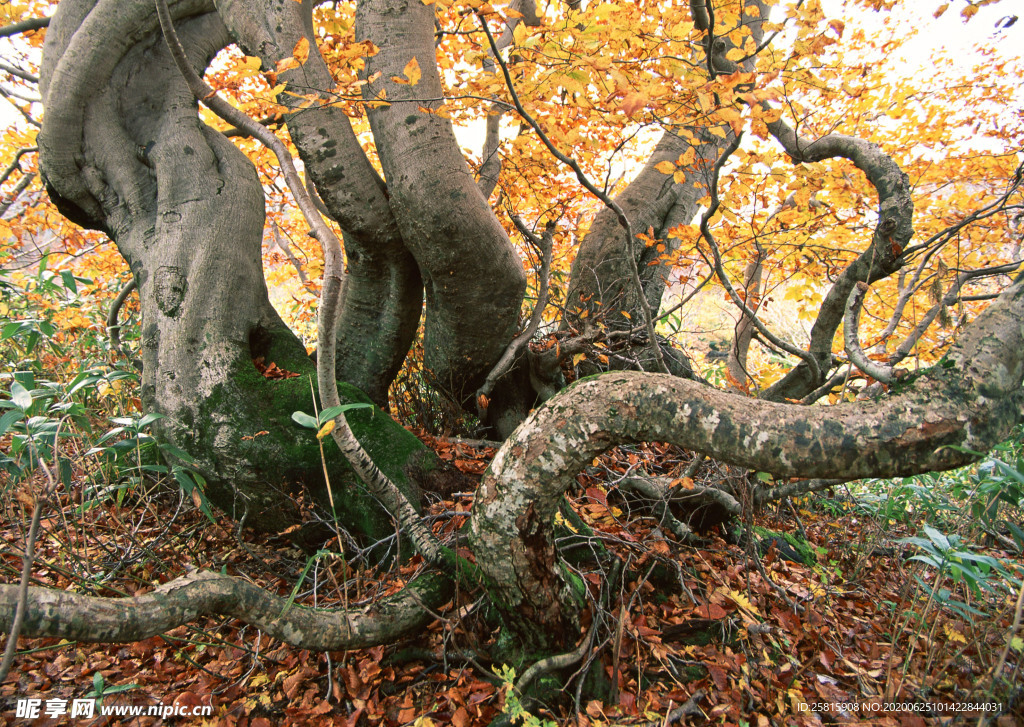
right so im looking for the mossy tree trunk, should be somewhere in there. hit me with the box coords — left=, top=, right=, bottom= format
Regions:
left=37, top=0, right=430, bottom=536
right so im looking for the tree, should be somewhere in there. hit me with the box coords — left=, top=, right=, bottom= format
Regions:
left=1, top=0, right=1023, bottom=668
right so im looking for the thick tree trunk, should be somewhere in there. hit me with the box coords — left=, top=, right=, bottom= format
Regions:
left=37, top=0, right=432, bottom=536
left=356, top=0, right=527, bottom=405
left=564, top=130, right=716, bottom=334
left=213, top=0, right=423, bottom=407
left=727, top=251, right=765, bottom=389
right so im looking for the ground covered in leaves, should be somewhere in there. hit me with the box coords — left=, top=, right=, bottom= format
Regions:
left=1, top=435, right=1021, bottom=727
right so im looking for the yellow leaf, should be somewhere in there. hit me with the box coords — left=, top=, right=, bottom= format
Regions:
left=933, top=3, right=948, bottom=18
left=572, top=352, right=586, bottom=366
left=316, top=419, right=336, bottom=440
left=943, top=624, right=967, bottom=644
left=394, top=57, right=421, bottom=86
left=654, top=160, right=675, bottom=174
left=961, top=4, right=977, bottom=20
left=240, top=56, right=262, bottom=72
left=276, top=56, right=299, bottom=74
left=293, top=37, right=310, bottom=66
left=554, top=511, right=578, bottom=534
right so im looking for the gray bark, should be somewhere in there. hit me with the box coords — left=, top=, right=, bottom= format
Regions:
left=564, top=128, right=722, bottom=340
left=37, top=0, right=432, bottom=536
left=471, top=275, right=1024, bottom=641
left=213, top=0, right=422, bottom=405
left=356, top=0, right=527, bottom=403
left=762, top=124, right=914, bottom=401
left=0, top=570, right=451, bottom=650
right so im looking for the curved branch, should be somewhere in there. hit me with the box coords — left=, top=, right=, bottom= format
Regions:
left=471, top=274, right=1024, bottom=632
left=762, top=116, right=914, bottom=401
left=844, top=281, right=895, bottom=384
left=105, top=276, right=137, bottom=359
left=0, top=570, right=451, bottom=651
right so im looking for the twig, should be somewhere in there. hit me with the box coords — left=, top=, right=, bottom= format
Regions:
left=0, top=16, right=50, bottom=39
left=0, top=59, right=39, bottom=84
left=981, top=573, right=1024, bottom=725
left=0, top=146, right=36, bottom=188
left=476, top=216, right=554, bottom=422
left=0, top=171, right=34, bottom=217
left=638, top=689, right=705, bottom=726
left=106, top=277, right=137, bottom=360
left=697, top=135, right=821, bottom=379
left=0, top=457, right=56, bottom=683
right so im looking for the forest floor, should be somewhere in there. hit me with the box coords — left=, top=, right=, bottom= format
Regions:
left=1, top=433, right=1021, bottom=727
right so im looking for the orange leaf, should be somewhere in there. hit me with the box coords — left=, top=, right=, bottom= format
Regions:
left=293, top=37, right=310, bottom=66
left=619, top=92, right=646, bottom=116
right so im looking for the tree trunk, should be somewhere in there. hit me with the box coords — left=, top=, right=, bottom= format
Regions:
left=213, top=0, right=423, bottom=407
left=356, top=0, right=527, bottom=405
left=38, top=0, right=432, bottom=536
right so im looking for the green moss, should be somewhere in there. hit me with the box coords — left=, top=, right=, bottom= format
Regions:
left=192, top=359, right=436, bottom=543
left=558, top=562, right=587, bottom=609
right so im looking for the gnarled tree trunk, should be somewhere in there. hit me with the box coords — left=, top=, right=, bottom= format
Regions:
left=37, top=0, right=432, bottom=536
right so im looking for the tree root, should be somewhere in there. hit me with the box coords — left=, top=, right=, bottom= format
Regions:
left=0, top=569, right=451, bottom=651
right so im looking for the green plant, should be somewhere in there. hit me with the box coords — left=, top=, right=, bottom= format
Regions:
left=900, top=524, right=1020, bottom=622
left=852, top=474, right=959, bottom=526
left=0, top=370, right=91, bottom=485
left=950, top=447, right=1024, bottom=551
left=492, top=665, right=557, bottom=727
left=87, top=672, right=138, bottom=707
left=84, top=410, right=216, bottom=522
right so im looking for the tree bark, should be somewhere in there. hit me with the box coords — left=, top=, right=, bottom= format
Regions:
left=472, top=274, right=1024, bottom=645
left=213, top=0, right=423, bottom=406
left=0, top=570, right=451, bottom=650
left=356, top=0, right=527, bottom=405
left=37, top=0, right=432, bottom=536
